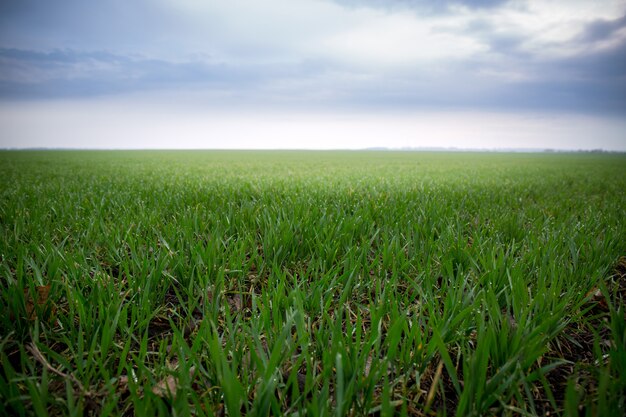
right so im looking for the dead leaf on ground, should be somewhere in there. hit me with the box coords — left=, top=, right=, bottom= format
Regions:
left=24, top=285, right=55, bottom=321
left=117, top=375, right=129, bottom=389
left=152, top=363, right=196, bottom=399
left=585, top=287, right=609, bottom=311
left=115, top=375, right=131, bottom=397
left=281, top=369, right=307, bottom=394
left=226, top=293, right=243, bottom=312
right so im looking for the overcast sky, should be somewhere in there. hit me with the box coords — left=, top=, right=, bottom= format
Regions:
left=1, top=0, right=625, bottom=150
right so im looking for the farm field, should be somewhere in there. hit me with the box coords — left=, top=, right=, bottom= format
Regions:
left=1, top=150, right=625, bottom=416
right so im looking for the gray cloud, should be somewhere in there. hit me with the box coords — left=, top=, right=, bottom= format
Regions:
left=458, top=18, right=529, bottom=58
left=1, top=42, right=625, bottom=116
left=0, top=0, right=624, bottom=117
left=438, top=11, right=626, bottom=114
left=577, top=14, right=626, bottom=43
left=332, top=0, right=510, bottom=13
left=0, top=48, right=264, bottom=99
left=0, top=1, right=189, bottom=57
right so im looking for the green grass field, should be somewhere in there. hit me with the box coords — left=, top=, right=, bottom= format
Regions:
left=1, top=150, right=625, bottom=416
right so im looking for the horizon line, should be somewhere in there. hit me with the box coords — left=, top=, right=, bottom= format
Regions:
left=1, top=147, right=624, bottom=153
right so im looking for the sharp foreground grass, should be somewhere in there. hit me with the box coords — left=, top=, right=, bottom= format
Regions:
left=0, top=150, right=625, bottom=416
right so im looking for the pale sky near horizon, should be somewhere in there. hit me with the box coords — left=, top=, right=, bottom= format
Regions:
left=1, top=0, right=625, bottom=150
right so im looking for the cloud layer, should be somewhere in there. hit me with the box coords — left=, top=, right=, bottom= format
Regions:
left=0, top=0, right=625, bottom=149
